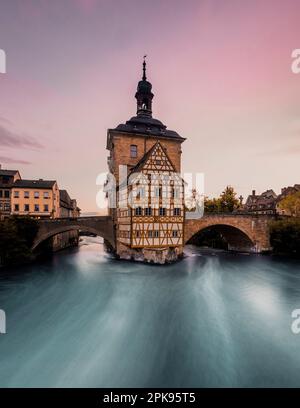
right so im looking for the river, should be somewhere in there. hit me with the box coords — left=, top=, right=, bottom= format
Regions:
left=0, top=237, right=300, bottom=387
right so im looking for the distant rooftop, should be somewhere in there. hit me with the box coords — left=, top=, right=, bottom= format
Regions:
left=0, top=169, right=20, bottom=177
left=13, top=179, right=56, bottom=189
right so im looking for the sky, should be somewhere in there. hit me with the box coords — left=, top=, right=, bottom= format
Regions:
left=0, top=0, right=300, bottom=212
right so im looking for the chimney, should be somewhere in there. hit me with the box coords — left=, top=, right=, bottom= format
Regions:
left=252, top=190, right=256, bottom=196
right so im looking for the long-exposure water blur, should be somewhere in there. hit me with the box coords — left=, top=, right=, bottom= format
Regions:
left=1, top=237, right=300, bottom=387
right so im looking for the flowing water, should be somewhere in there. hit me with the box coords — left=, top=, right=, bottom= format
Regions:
left=1, top=237, right=300, bottom=388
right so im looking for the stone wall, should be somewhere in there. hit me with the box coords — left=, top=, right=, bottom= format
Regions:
left=116, top=241, right=183, bottom=264
left=109, top=132, right=183, bottom=182
left=52, top=230, right=79, bottom=252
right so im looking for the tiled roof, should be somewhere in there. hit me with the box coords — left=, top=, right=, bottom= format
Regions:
left=13, top=179, right=56, bottom=189
left=0, top=169, right=19, bottom=176
left=109, top=115, right=185, bottom=141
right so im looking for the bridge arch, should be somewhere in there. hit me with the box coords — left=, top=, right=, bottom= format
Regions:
left=32, top=216, right=115, bottom=251
left=184, top=215, right=272, bottom=253
left=185, top=223, right=256, bottom=252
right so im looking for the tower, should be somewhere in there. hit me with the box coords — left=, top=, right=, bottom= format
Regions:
left=106, top=58, right=186, bottom=263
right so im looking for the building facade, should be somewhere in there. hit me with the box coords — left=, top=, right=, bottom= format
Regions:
left=11, top=179, right=60, bottom=218
left=244, top=185, right=300, bottom=215
left=106, top=60, right=186, bottom=263
left=0, top=168, right=21, bottom=218
left=59, top=190, right=81, bottom=218
left=244, top=189, right=278, bottom=215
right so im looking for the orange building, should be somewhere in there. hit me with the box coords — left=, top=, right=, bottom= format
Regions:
left=11, top=179, right=60, bottom=219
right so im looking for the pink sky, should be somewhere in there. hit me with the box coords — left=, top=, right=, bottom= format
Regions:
left=0, top=0, right=300, bottom=211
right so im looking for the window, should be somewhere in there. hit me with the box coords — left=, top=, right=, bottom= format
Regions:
left=148, top=230, right=153, bottom=238
left=135, top=207, right=142, bottom=216
left=173, top=188, right=180, bottom=199
left=34, top=191, right=39, bottom=199
left=145, top=207, right=152, bottom=216
left=34, top=204, right=40, bottom=212
left=155, top=187, right=162, bottom=198
left=14, top=204, right=19, bottom=212
left=154, top=230, right=159, bottom=238
left=43, top=191, right=50, bottom=199
left=24, top=191, right=29, bottom=198
left=159, top=207, right=166, bottom=216
left=130, top=144, right=137, bottom=158
left=172, top=230, right=178, bottom=238
left=4, top=203, right=10, bottom=211
left=14, top=191, right=19, bottom=198
left=174, top=208, right=181, bottom=216
left=44, top=204, right=49, bottom=212
left=24, top=204, right=29, bottom=212
left=4, top=190, right=9, bottom=198
left=0, top=190, right=2, bottom=198
left=155, top=160, right=161, bottom=165
left=136, top=230, right=141, bottom=238
left=0, top=203, right=2, bottom=209
left=136, top=187, right=145, bottom=199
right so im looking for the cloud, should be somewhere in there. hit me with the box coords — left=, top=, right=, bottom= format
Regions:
left=0, top=156, right=31, bottom=165
left=0, top=124, right=43, bottom=149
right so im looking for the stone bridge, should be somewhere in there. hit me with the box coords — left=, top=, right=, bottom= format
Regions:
left=32, top=216, right=115, bottom=250
left=33, top=213, right=274, bottom=254
left=184, top=214, right=274, bottom=253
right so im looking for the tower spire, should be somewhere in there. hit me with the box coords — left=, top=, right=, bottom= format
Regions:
left=135, top=55, right=154, bottom=117
left=142, top=55, right=147, bottom=81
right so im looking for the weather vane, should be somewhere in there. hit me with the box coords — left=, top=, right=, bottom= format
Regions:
left=142, top=54, right=147, bottom=80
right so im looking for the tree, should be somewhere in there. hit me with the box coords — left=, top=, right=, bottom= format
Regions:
left=219, top=186, right=240, bottom=213
left=204, top=197, right=221, bottom=213
left=278, top=192, right=300, bottom=217
left=270, top=218, right=300, bottom=255
left=0, top=216, right=38, bottom=267
left=204, top=186, right=239, bottom=214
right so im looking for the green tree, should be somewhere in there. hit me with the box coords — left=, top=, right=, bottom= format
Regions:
left=0, top=216, right=38, bottom=267
left=204, top=197, right=221, bottom=213
left=270, top=218, right=300, bottom=255
left=204, top=186, right=239, bottom=214
left=278, top=192, right=300, bottom=217
left=219, top=186, right=240, bottom=213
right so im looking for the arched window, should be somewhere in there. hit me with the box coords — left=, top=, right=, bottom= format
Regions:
left=142, top=99, right=148, bottom=109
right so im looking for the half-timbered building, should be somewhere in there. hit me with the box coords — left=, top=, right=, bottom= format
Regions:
left=106, top=59, right=186, bottom=263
